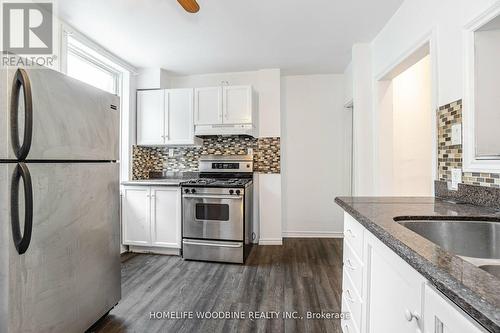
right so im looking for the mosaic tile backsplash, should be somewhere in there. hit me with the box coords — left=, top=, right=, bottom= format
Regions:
left=132, top=136, right=280, bottom=179
left=437, top=99, right=500, bottom=188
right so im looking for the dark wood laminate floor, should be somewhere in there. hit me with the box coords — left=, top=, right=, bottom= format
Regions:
left=89, top=238, right=343, bottom=333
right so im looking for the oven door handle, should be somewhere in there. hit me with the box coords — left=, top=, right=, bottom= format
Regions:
left=183, top=240, right=243, bottom=248
left=183, top=194, right=243, bottom=200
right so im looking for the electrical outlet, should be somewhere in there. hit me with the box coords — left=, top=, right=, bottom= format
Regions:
left=168, top=149, right=175, bottom=157
left=450, top=168, right=462, bottom=190
left=451, top=124, right=462, bottom=145
left=247, top=148, right=253, bottom=155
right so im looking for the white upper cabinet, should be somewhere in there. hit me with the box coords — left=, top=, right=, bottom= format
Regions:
left=137, top=88, right=200, bottom=146
left=223, top=85, right=253, bottom=124
left=194, top=87, right=222, bottom=125
left=137, top=90, right=165, bottom=145
left=194, top=85, right=254, bottom=136
left=167, top=89, right=197, bottom=145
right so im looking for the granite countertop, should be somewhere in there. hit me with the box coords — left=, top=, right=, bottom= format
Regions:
left=121, top=179, right=185, bottom=186
left=335, top=196, right=500, bottom=332
left=122, top=171, right=199, bottom=186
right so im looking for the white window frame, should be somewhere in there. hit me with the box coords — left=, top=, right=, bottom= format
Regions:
left=65, top=38, right=121, bottom=95
left=60, top=23, right=137, bottom=182
left=463, top=3, right=500, bottom=173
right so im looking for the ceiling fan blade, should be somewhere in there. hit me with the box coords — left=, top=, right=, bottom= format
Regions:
left=177, top=0, right=200, bottom=13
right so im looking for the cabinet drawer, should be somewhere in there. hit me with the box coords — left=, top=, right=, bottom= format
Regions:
left=182, top=239, right=244, bottom=264
left=341, top=293, right=360, bottom=333
left=344, top=212, right=364, bottom=259
left=343, top=240, right=363, bottom=293
left=342, top=270, right=362, bottom=328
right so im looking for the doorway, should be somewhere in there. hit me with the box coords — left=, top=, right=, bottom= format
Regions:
left=376, top=43, right=434, bottom=196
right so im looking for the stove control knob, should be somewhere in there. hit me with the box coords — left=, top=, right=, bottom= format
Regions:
left=229, top=189, right=234, bottom=195
left=236, top=190, right=241, bottom=195
left=184, top=188, right=190, bottom=194
left=191, top=189, right=196, bottom=194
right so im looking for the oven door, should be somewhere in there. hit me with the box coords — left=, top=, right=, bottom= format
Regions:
left=182, top=193, right=244, bottom=241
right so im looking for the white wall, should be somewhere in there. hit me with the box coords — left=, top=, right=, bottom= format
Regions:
left=257, top=69, right=281, bottom=137
left=352, top=44, right=375, bottom=195
left=344, top=62, right=353, bottom=104
left=372, top=0, right=498, bottom=106
left=349, top=0, right=499, bottom=194
left=281, top=74, right=349, bottom=236
left=136, top=68, right=173, bottom=89
left=258, top=174, right=283, bottom=244
left=392, top=56, right=433, bottom=196
left=377, top=56, right=433, bottom=196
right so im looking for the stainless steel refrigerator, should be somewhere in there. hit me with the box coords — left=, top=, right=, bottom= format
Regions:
left=0, top=66, right=121, bottom=333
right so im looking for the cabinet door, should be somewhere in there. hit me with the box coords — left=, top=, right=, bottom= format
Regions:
left=194, top=87, right=222, bottom=125
left=166, top=89, right=195, bottom=145
left=137, top=90, right=166, bottom=145
left=366, top=233, right=425, bottom=333
left=424, top=285, right=485, bottom=333
left=122, top=187, right=151, bottom=246
left=223, top=85, right=252, bottom=124
left=151, top=187, right=181, bottom=248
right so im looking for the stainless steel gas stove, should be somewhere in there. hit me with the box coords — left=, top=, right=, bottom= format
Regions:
left=181, top=155, right=254, bottom=264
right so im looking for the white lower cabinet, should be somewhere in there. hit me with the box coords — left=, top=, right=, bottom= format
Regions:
left=150, top=187, right=181, bottom=248
left=122, top=186, right=151, bottom=246
left=122, top=186, right=181, bottom=250
left=424, top=284, right=485, bottom=333
left=365, top=231, right=425, bottom=333
left=341, top=212, right=486, bottom=333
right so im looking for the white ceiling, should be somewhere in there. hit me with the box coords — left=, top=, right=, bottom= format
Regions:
left=58, top=0, right=403, bottom=75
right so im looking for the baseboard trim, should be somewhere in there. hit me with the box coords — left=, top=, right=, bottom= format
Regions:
left=282, top=231, right=344, bottom=238
left=258, top=238, right=283, bottom=245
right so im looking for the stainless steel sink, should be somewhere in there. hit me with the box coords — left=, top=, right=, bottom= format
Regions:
left=397, top=219, right=500, bottom=278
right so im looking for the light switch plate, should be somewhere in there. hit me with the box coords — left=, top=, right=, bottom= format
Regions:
left=450, top=168, right=462, bottom=190
left=451, top=124, right=462, bottom=145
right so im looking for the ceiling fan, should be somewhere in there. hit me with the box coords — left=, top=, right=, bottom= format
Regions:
left=177, top=0, right=200, bottom=13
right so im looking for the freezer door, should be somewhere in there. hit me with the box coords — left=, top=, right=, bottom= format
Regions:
left=0, top=163, right=10, bottom=333
left=5, top=162, right=120, bottom=333
left=0, top=67, right=119, bottom=160
left=0, top=70, right=9, bottom=160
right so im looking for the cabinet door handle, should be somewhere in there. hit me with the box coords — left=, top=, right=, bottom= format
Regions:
left=345, top=258, right=356, bottom=270
left=434, top=317, right=444, bottom=333
left=345, top=289, right=356, bottom=303
left=404, top=309, right=421, bottom=322
left=11, top=162, right=33, bottom=255
left=11, top=69, right=33, bottom=160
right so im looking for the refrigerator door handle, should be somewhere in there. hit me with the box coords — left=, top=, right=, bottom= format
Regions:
left=11, top=162, right=33, bottom=255
left=10, top=68, right=33, bottom=160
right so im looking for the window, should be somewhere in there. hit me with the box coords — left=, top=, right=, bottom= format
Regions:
left=66, top=36, right=120, bottom=95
